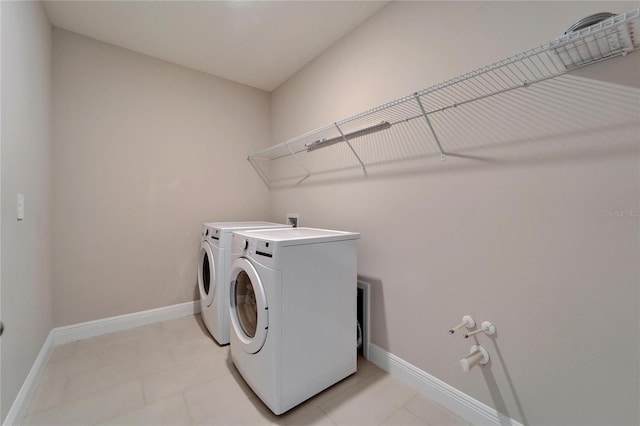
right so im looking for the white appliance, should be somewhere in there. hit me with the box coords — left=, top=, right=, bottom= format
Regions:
left=228, top=227, right=360, bottom=415
left=198, top=221, right=290, bottom=345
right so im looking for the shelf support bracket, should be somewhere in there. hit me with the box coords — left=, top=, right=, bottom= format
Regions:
left=247, top=155, right=272, bottom=188
left=335, top=123, right=368, bottom=176
left=286, top=142, right=311, bottom=184
left=415, top=93, right=447, bottom=161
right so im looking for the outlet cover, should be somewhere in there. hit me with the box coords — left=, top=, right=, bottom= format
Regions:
left=286, top=214, right=299, bottom=228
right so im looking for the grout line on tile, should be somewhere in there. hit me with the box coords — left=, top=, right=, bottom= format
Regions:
left=180, top=391, right=194, bottom=425
left=60, top=377, right=69, bottom=410
left=26, top=377, right=67, bottom=416
left=55, top=374, right=147, bottom=409
left=379, top=406, right=407, bottom=426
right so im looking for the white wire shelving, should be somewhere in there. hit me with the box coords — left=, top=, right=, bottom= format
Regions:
left=248, top=8, right=640, bottom=186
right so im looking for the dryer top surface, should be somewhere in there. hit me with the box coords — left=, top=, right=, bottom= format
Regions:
left=234, top=227, right=359, bottom=246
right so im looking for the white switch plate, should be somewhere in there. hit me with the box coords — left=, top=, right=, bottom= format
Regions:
left=17, top=193, right=24, bottom=220
left=286, top=213, right=299, bottom=228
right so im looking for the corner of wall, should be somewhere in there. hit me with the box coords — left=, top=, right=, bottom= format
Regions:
left=1, top=0, right=54, bottom=421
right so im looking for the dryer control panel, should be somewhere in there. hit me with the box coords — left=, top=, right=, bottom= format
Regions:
left=232, top=234, right=277, bottom=267
left=237, top=238, right=273, bottom=258
left=231, top=232, right=282, bottom=270
left=255, top=240, right=274, bottom=258
left=234, top=235, right=254, bottom=255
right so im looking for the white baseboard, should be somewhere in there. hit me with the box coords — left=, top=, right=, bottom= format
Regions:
left=368, top=343, right=523, bottom=426
left=54, top=300, right=201, bottom=345
left=7, top=303, right=518, bottom=426
left=3, top=301, right=201, bottom=426
left=3, top=330, right=55, bottom=426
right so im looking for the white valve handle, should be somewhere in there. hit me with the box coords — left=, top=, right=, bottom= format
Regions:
left=464, top=328, right=485, bottom=338
left=449, top=315, right=475, bottom=334
left=460, top=345, right=489, bottom=372
left=463, top=321, right=496, bottom=338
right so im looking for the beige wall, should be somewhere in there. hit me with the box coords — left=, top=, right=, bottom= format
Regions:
left=269, top=2, right=640, bottom=425
left=1, top=1, right=53, bottom=420
left=52, top=30, right=270, bottom=326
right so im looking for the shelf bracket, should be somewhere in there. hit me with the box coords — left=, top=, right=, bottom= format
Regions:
left=247, top=155, right=272, bottom=187
left=335, top=123, right=368, bottom=176
left=415, top=93, right=447, bottom=161
left=286, top=142, right=311, bottom=184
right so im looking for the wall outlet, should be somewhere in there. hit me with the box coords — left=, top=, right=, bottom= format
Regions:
left=286, top=213, right=300, bottom=228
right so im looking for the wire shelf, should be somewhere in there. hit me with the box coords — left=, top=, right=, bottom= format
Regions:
left=248, top=8, right=640, bottom=186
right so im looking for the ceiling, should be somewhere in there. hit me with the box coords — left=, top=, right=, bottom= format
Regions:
left=43, top=1, right=389, bottom=92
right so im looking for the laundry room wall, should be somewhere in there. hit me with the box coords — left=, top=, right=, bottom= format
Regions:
left=52, top=30, right=270, bottom=327
left=269, top=2, right=640, bottom=425
left=1, top=1, right=53, bottom=420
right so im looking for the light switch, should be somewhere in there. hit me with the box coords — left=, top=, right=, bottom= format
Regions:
left=17, top=193, right=24, bottom=220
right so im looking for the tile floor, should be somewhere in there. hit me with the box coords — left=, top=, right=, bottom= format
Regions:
left=23, top=314, right=469, bottom=425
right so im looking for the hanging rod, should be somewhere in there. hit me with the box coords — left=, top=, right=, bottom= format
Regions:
left=305, top=121, right=392, bottom=152
left=248, top=8, right=640, bottom=184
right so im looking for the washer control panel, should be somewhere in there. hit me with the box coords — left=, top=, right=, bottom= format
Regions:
left=201, top=226, right=220, bottom=242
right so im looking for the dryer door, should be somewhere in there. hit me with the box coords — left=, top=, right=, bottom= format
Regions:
left=229, top=258, right=268, bottom=354
left=198, top=241, right=216, bottom=307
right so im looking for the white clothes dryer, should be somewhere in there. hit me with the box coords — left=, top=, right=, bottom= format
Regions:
left=198, top=221, right=290, bottom=345
left=228, top=227, right=360, bottom=415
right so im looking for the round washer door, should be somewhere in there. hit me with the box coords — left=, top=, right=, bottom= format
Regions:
left=198, top=241, right=216, bottom=307
left=229, top=258, right=268, bottom=354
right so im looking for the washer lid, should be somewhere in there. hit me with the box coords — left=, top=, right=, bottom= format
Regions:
left=203, top=221, right=289, bottom=231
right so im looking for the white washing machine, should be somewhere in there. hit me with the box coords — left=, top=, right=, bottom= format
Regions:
left=228, top=227, right=360, bottom=415
left=198, top=221, right=290, bottom=345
